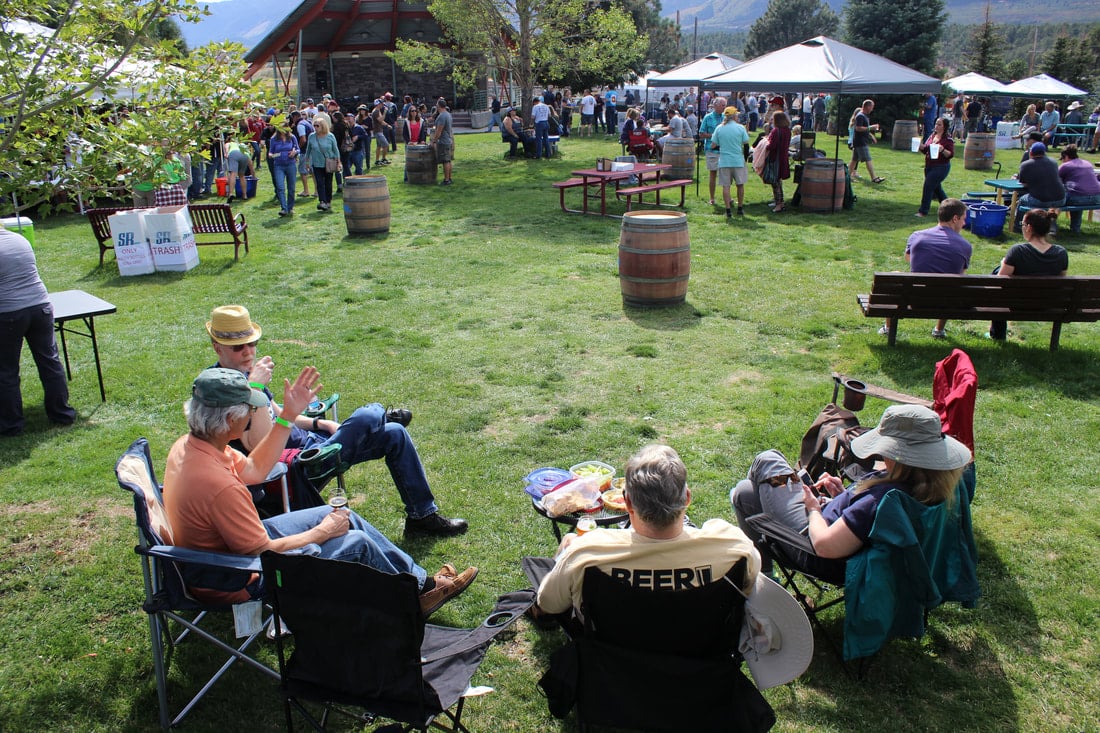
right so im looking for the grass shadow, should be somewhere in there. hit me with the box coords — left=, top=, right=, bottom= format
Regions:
left=621, top=300, right=702, bottom=331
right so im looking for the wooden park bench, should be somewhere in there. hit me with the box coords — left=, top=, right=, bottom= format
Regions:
left=86, top=204, right=248, bottom=265
left=614, top=179, right=692, bottom=212
left=858, top=272, right=1100, bottom=350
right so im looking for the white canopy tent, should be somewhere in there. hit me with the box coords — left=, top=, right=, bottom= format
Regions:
left=699, top=36, right=942, bottom=211
left=700, top=36, right=940, bottom=95
left=943, top=72, right=1011, bottom=96
left=648, top=53, right=741, bottom=87
left=1001, top=73, right=1088, bottom=98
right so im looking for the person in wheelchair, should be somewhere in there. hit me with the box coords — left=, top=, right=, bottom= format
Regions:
left=535, top=444, right=760, bottom=621
left=207, top=305, right=467, bottom=537
left=731, top=405, right=970, bottom=585
left=164, top=367, right=477, bottom=615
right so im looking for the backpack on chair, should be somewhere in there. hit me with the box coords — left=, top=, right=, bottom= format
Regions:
left=799, top=404, right=876, bottom=482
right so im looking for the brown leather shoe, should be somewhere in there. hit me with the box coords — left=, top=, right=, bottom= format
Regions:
left=419, top=566, right=478, bottom=617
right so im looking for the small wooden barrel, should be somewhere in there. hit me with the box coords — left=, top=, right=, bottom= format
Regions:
left=892, top=120, right=918, bottom=150
left=800, top=159, right=846, bottom=213
left=964, top=133, right=996, bottom=170
left=405, top=144, right=436, bottom=184
left=343, top=175, right=390, bottom=235
left=618, top=211, right=690, bottom=307
left=661, top=137, right=695, bottom=181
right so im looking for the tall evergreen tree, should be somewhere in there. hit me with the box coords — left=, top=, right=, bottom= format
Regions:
left=743, top=0, right=839, bottom=60
left=963, top=2, right=1006, bottom=79
left=1043, top=35, right=1094, bottom=92
left=843, top=0, right=945, bottom=75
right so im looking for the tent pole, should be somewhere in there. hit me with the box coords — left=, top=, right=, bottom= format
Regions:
left=832, top=94, right=842, bottom=213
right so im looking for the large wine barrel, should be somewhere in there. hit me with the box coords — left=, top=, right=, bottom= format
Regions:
left=964, top=133, right=996, bottom=170
left=800, top=159, right=846, bottom=214
left=892, top=120, right=919, bottom=150
left=618, top=211, right=690, bottom=307
left=405, top=144, right=436, bottom=185
left=661, top=137, right=695, bottom=181
left=343, top=175, right=390, bottom=235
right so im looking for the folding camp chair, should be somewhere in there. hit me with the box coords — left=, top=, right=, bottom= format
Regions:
left=746, top=478, right=979, bottom=669
left=260, top=551, right=533, bottom=732
left=115, top=437, right=280, bottom=730
left=538, top=562, right=776, bottom=732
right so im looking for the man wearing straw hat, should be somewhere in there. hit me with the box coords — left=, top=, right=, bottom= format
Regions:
left=206, top=305, right=468, bottom=537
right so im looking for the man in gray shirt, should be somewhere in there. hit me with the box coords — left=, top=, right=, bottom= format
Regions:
left=0, top=228, right=76, bottom=435
left=431, top=98, right=454, bottom=185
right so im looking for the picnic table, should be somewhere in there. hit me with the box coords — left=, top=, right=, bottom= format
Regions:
left=984, top=178, right=1026, bottom=225
left=554, top=163, right=670, bottom=217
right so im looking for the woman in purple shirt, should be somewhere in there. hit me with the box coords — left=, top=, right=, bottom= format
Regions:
left=1057, top=145, right=1100, bottom=233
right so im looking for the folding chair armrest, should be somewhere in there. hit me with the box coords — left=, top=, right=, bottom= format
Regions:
left=140, top=544, right=264, bottom=572
left=744, top=513, right=817, bottom=555
left=420, top=589, right=535, bottom=665
left=302, top=393, right=339, bottom=418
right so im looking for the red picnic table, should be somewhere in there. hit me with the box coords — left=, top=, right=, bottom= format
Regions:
left=553, top=162, right=671, bottom=217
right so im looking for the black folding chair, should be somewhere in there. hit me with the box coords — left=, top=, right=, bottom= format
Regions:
left=260, top=551, right=533, bottom=732
left=539, top=562, right=776, bottom=732
left=115, top=438, right=279, bottom=730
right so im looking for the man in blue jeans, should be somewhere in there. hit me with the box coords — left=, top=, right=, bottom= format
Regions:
left=163, top=366, right=476, bottom=615
left=532, top=96, right=552, bottom=160
left=206, top=305, right=467, bottom=537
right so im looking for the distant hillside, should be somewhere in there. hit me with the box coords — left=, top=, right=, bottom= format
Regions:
left=659, top=0, right=1100, bottom=31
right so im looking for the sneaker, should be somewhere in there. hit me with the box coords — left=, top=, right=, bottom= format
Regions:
left=931, top=328, right=946, bottom=338
left=278, top=209, right=288, bottom=217
left=226, top=195, right=235, bottom=204
left=419, top=565, right=478, bottom=617
left=878, top=325, right=890, bottom=336
left=405, top=512, right=469, bottom=537
left=915, top=212, right=927, bottom=217
left=737, top=206, right=744, bottom=216
left=317, top=203, right=325, bottom=211
left=440, top=179, right=453, bottom=186
left=726, top=207, right=732, bottom=219
left=385, top=408, right=412, bottom=427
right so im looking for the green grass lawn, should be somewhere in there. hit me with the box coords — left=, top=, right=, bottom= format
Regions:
left=1, top=131, right=1098, bottom=732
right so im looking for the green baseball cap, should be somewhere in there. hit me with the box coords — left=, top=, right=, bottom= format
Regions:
left=192, top=368, right=269, bottom=408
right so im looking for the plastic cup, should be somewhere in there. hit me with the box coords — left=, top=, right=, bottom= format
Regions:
left=575, top=517, right=597, bottom=535
left=930, top=143, right=941, bottom=159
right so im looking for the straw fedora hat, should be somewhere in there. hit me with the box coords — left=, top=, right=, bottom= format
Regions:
left=206, top=305, right=262, bottom=346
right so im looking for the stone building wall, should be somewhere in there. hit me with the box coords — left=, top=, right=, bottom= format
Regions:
left=301, top=56, right=456, bottom=108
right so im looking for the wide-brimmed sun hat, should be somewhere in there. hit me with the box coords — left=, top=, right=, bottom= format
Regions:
left=1067, top=101, right=1082, bottom=110
left=739, top=574, right=814, bottom=689
left=851, top=404, right=971, bottom=470
left=206, top=305, right=261, bottom=346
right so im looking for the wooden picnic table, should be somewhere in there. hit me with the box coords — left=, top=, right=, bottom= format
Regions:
left=984, top=177, right=1026, bottom=225
left=558, top=163, right=670, bottom=217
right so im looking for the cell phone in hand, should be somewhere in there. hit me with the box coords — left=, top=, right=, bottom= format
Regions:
left=798, top=469, right=824, bottom=496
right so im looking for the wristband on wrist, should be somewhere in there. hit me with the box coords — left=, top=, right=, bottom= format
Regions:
left=249, top=381, right=264, bottom=390
left=274, top=416, right=292, bottom=429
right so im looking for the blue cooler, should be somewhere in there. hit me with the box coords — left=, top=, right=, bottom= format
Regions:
left=959, top=199, right=986, bottom=230
left=970, top=203, right=1009, bottom=238
left=235, top=176, right=258, bottom=199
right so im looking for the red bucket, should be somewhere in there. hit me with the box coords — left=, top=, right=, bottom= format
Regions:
left=215, top=176, right=228, bottom=197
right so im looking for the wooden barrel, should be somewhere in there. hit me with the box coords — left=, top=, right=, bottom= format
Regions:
left=800, top=159, right=846, bottom=213
left=343, top=176, right=390, bottom=234
left=405, top=144, right=436, bottom=184
left=661, top=137, right=695, bottom=181
left=892, top=120, right=918, bottom=150
left=618, top=211, right=690, bottom=307
left=964, top=133, right=996, bottom=170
